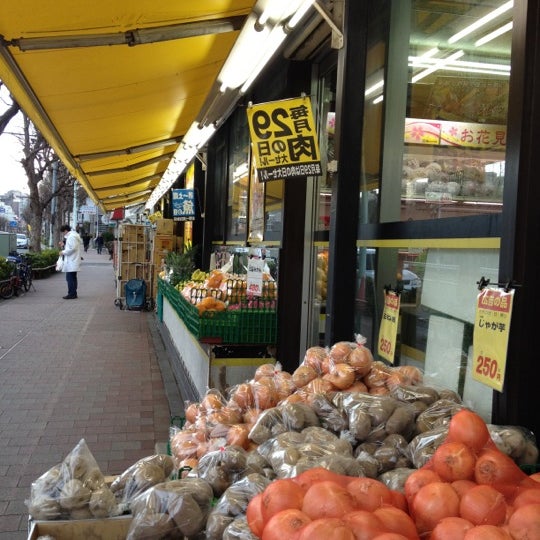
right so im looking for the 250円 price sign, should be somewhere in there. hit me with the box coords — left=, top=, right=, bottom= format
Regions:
left=247, top=96, right=322, bottom=181
left=472, top=287, right=514, bottom=392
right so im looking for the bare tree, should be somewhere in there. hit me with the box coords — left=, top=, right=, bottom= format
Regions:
left=0, top=82, right=20, bottom=136
left=18, top=114, right=77, bottom=251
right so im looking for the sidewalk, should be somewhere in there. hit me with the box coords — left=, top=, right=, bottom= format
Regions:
left=0, top=249, right=183, bottom=539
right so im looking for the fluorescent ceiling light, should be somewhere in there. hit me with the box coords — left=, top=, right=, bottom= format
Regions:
left=411, top=50, right=464, bottom=83
left=475, top=21, right=513, bottom=47
left=145, top=123, right=215, bottom=209
left=365, top=79, right=384, bottom=97
left=219, top=0, right=314, bottom=91
left=409, top=55, right=510, bottom=73
left=448, top=1, right=513, bottom=44
left=372, top=95, right=384, bottom=105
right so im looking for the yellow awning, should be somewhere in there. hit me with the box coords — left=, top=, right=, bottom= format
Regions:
left=0, top=1, right=255, bottom=211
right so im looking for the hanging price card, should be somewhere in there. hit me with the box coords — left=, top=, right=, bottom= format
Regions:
left=472, top=287, right=514, bottom=392
left=246, top=258, right=264, bottom=297
left=378, top=291, right=400, bottom=364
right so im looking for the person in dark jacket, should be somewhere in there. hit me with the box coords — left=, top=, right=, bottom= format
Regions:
left=95, top=234, right=104, bottom=254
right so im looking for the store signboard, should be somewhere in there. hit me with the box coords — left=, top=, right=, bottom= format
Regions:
left=472, top=287, right=514, bottom=392
left=378, top=291, right=400, bottom=364
left=404, top=118, right=506, bottom=150
left=171, top=189, right=195, bottom=221
left=247, top=96, right=322, bottom=182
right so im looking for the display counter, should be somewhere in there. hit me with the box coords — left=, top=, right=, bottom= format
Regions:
left=157, top=280, right=276, bottom=398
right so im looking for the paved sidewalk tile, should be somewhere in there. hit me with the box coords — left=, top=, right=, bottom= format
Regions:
left=0, top=250, right=180, bottom=537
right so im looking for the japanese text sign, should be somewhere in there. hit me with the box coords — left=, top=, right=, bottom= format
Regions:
left=246, top=96, right=322, bottom=182
left=171, top=189, right=195, bottom=221
left=247, top=257, right=264, bottom=297
left=378, top=291, right=400, bottom=364
left=472, top=287, right=514, bottom=392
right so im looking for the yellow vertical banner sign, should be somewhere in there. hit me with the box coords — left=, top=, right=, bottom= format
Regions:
left=472, top=287, right=514, bottom=392
left=246, top=96, right=322, bottom=181
left=378, top=291, right=400, bottom=364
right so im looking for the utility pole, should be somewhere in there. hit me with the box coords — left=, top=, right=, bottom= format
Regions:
left=71, top=180, right=78, bottom=229
left=48, top=160, right=58, bottom=247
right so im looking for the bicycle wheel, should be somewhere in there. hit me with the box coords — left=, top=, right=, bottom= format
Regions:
left=0, top=279, right=14, bottom=299
left=23, top=269, right=32, bottom=291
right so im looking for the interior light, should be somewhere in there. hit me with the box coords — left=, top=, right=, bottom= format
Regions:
left=475, top=21, right=513, bottom=47
left=365, top=79, right=384, bottom=97
left=372, top=95, right=384, bottom=105
left=411, top=50, right=464, bottom=83
left=448, top=1, right=513, bottom=44
left=408, top=55, right=510, bottom=76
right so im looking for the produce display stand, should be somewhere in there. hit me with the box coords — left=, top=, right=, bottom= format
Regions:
left=114, top=224, right=153, bottom=310
left=157, top=279, right=277, bottom=398
left=27, top=516, right=132, bottom=540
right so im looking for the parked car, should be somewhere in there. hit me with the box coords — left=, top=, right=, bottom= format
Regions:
left=16, top=234, right=28, bottom=249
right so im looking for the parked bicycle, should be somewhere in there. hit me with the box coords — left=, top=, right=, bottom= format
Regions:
left=0, top=252, right=33, bottom=299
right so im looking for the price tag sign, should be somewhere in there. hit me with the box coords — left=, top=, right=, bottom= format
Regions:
left=246, top=258, right=264, bottom=297
left=472, top=287, right=514, bottom=392
left=378, top=291, right=400, bottom=364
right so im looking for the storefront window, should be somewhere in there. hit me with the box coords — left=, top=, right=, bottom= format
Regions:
left=374, top=0, right=513, bottom=223
left=227, top=110, right=250, bottom=241
left=355, top=243, right=499, bottom=421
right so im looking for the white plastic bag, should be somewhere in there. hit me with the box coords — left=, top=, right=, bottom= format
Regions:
left=56, top=256, right=64, bottom=272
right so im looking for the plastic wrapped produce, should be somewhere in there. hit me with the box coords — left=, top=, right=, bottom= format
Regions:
left=25, top=439, right=118, bottom=520
left=110, top=454, right=175, bottom=506
left=126, top=478, right=213, bottom=540
left=196, top=446, right=248, bottom=497
left=205, top=473, right=271, bottom=540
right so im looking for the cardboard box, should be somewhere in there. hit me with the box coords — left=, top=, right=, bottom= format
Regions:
left=155, top=219, right=174, bottom=235
left=153, top=235, right=174, bottom=252
left=28, top=516, right=132, bottom=540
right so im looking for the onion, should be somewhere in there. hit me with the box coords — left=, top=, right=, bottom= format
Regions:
left=255, top=363, right=277, bottom=380
left=348, top=346, right=373, bottom=377
left=292, top=365, right=318, bottom=388
left=230, top=382, right=254, bottom=410
left=329, top=341, right=354, bottom=363
left=304, top=346, right=328, bottom=373
left=324, top=363, right=356, bottom=390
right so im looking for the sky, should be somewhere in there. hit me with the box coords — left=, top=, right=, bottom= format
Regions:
left=0, top=122, right=28, bottom=195
left=0, top=83, right=28, bottom=195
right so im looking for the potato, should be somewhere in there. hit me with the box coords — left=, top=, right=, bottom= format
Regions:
left=169, top=492, right=205, bottom=537
left=58, top=479, right=91, bottom=510
left=385, top=406, right=415, bottom=438
left=368, top=396, right=397, bottom=426
left=374, top=445, right=401, bottom=473
left=349, top=408, right=372, bottom=441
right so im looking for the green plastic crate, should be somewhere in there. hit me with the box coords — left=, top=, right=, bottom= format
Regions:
left=158, top=279, right=277, bottom=344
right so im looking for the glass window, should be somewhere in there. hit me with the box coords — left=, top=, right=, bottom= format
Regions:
left=355, top=244, right=499, bottom=422
left=227, top=110, right=250, bottom=241
left=363, top=0, right=512, bottom=223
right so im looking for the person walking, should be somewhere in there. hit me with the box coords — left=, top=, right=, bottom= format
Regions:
left=82, top=232, right=91, bottom=253
left=96, top=233, right=104, bottom=254
left=59, top=224, right=82, bottom=299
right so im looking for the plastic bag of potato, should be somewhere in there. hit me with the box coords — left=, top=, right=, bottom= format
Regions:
left=26, top=438, right=119, bottom=521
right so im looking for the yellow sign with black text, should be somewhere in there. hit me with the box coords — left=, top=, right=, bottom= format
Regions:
left=378, top=291, right=400, bottom=364
left=246, top=96, right=322, bottom=181
left=472, top=287, right=514, bottom=392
